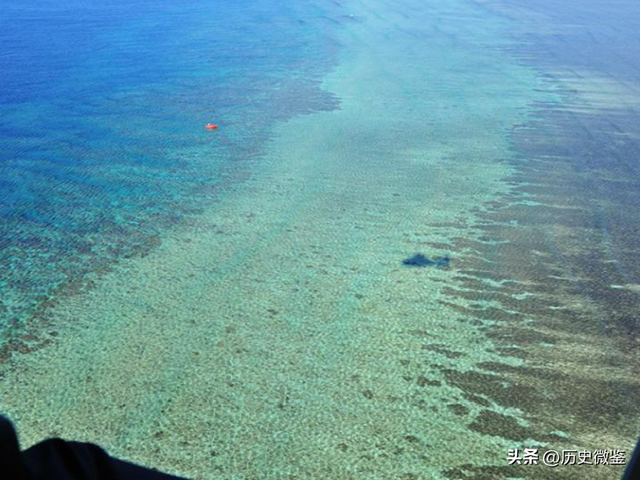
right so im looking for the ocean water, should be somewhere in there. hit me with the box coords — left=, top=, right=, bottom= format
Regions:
left=2, top=0, right=640, bottom=479
left=0, top=0, right=340, bottom=349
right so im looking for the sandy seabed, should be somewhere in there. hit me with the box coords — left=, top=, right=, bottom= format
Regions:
left=2, top=1, right=638, bottom=479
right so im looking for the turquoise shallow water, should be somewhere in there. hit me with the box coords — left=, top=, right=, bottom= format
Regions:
left=0, top=0, right=340, bottom=347
left=2, top=0, right=640, bottom=479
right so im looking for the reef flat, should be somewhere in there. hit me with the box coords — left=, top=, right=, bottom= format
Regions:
left=2, top=1, right=640, bottom=479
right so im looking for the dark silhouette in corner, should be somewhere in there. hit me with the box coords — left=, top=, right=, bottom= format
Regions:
left=0, top=416, right=189, bottom=480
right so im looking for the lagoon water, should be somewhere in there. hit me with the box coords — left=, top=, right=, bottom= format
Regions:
left=1, top=0, right=640, bottom=478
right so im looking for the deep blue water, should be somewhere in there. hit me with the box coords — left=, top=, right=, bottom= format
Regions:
left=0, top=0, right=341, bottom=344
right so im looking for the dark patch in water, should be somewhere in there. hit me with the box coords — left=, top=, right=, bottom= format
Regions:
left=402, top=253, right=450, bottom=269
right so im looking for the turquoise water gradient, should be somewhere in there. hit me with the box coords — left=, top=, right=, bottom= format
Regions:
left=0, top=0, right=340, bottom=341
left=2, top=0, right=640, bottom=478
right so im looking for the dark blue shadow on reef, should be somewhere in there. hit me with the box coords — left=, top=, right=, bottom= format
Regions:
left=402, top=253, right=451, bottom=269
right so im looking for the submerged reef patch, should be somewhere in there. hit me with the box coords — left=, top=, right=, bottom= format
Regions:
left=402, top=253, right=451, bottom=269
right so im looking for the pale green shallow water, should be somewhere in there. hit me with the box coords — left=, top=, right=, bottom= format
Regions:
left=2, top=0, right=639, bottom=479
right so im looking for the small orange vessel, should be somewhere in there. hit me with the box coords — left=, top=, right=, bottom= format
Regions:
left=205, top=123, right=218, bottom=130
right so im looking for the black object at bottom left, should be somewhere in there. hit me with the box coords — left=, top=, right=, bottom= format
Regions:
left=0, top=416, right=189, bottom=480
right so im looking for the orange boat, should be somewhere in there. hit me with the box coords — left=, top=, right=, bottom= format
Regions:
left=205, top=123, right=218, bottom=130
